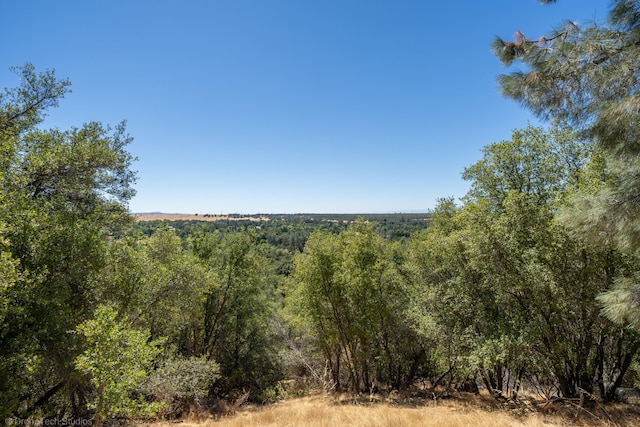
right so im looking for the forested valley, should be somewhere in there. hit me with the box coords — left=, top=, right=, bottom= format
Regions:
left=4, top=1, right=640, bottom=425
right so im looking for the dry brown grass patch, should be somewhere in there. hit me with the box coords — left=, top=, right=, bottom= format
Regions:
left=146, top=393, right=640, bottom=427
left=134, top=213, right=270, bottom=222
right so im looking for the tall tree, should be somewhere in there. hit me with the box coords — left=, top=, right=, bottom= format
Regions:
left=410, top=126, right=639, bottom=400
left=191, top=230, right=283, bottom=396
left=0, top=64, right=137, bottom=419
left=290, top=220, right=422, bottom=392
left=492, top=0, right=640, bottom=327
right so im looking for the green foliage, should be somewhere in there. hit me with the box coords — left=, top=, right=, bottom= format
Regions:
left=97, top=229, right=208, bottom=340
left=74, top=305, right=164, bottom=426
left=132, top=213, right=432, bottom=251
left=409, top=127, right=640, bottom=399
left=141, top=356, right=220, bottom=417
left=256, top=381, right=289, bottom=404
left=493, top=0, right=640, bottom=328
left=462, top=124, right=589, bottom=208
left=191, top=230, right=284, bottom=396
left=598, top=272, right=640, bottom=330
left=0, top=64, right=70, bottom=138
left=0, top=230, right=26, bottom=417
left=0, top=64, right=137, bottom=419
left=290, top=220, right=423, bottom=392
left=0, top=231, right=20, bottom=327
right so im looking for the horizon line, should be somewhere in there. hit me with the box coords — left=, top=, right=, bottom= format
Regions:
left=132, top=210, right=432, bottom=216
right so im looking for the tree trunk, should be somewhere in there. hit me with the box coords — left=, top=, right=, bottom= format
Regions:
left=19, top=381, right=65, bottom=418
left=403, top=348, right=426, bottom=389
left=604, top=340, right=640, bottom=401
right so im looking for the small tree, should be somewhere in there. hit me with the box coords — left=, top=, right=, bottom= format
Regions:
left=74, top=305, right=163, bottom=426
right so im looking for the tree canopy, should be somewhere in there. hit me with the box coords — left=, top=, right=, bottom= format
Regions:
left=0, top=64, right=139, bottom=419
left=493, top=0, right=640, bottom=329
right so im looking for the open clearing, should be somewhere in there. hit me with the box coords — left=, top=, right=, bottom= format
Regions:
left=147, top=394, right=640, bottom=427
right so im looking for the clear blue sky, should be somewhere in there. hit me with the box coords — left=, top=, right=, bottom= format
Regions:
left=1, top=0, right=609, bottom=214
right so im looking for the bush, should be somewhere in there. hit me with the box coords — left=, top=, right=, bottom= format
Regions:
left=74, top=305, right=164, bottom=427
left=142, top=356, right=220, bottom=418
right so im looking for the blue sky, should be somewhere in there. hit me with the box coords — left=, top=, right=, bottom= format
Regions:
left=1, top=0, right=610, bottom=214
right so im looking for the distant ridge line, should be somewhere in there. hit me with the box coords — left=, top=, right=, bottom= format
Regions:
left=133, top=212, right=432, bottom=222
left=133, top=210, right=431, bottom=215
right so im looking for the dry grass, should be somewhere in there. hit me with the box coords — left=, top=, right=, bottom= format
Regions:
left=145, top=393, right=640, bottom=427
left=134, top=213, right=270, bottom=222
